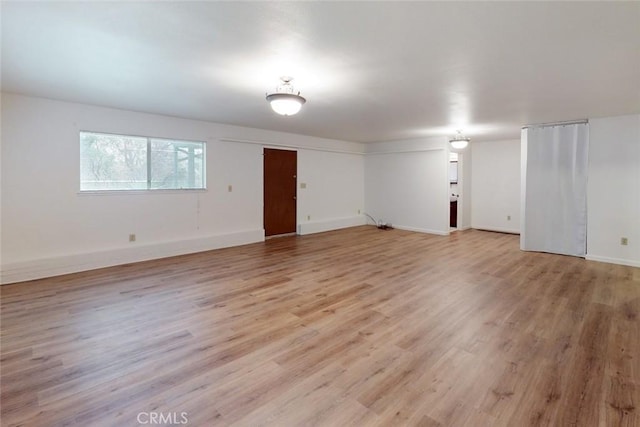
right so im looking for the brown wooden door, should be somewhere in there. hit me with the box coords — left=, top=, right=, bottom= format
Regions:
left=264, top=148, right=297, bottom=236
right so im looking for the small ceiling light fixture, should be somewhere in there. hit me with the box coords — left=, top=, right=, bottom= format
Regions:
left=266, top=76, right=306, bottom=116
left=449, top=130, right=470, bottom=150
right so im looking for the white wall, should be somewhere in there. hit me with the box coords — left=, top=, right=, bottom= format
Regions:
left=364, top=137, right=449, bottom=235
left=297, top=150, right=364, bottom=235
left=587, top=114, right=640, bottom=267
left=3, top=94, right=635, bottom=283
left=0, top=94, right=365, bottom=283
left=458, top=149, right=472, bottom=230
left=471, top=139, right=521, bottom=234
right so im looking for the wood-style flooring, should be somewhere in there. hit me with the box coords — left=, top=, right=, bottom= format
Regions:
left=1, top=226, right=639, bottom=426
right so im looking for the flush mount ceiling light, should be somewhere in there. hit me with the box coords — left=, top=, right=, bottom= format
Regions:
left=449, top=130, right=470, bottom=150
left=266, top=76, right=306, bottom=116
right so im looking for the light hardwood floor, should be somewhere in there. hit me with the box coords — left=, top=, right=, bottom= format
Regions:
left=1, top=226, right=638, bottom=426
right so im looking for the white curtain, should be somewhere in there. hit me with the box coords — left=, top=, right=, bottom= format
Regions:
left=521, top=123, right=589, bottom=257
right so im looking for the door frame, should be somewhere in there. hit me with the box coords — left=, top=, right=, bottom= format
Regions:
left=456, top=152, right=464, bottom=230
left=448, top=150, right=466, bottom=234
left=263, top=146, right=298, bottom=236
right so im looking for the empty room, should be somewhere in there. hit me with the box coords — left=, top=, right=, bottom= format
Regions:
left=1, top=2, right=639, bottom=426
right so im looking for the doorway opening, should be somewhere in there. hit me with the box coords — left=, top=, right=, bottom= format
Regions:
left=263, top=148, right=297, bottom=237
left=449, top=152, right=460, bottom=231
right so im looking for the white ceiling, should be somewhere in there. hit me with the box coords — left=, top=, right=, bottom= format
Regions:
left=2, top=1, right=639, bottom=143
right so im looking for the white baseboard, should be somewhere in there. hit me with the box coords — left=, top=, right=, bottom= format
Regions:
left=0, top=229, right=264, bottom=285
left=392, top=225, right=449, bottom=236
left=297, top=215, right=366, bottom=236
left=472, top=225, right=521, bottom=235
left=585, top=254, right=640, bottom=268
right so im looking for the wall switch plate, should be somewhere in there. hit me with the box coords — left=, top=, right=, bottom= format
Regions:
left=300, top=183, right=307, bottom=189
left=507, top=215, right=511, bottom=221
left=129, top=234, right=136, bottom=242
left=621, top=237, right=629, bottom=246
left=228, top=185, right=232, bottom=192
left=307, top=215, right=311, bottom=220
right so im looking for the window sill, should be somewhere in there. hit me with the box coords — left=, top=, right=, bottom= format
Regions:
left=77, top=189, right=208, bottom=196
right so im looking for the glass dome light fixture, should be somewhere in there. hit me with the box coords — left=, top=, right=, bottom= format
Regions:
left=266, top=76, right=306, bottom=116
left=449, top=130, right=470, bottom=150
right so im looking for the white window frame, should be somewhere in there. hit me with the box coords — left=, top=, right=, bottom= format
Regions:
left=79, top=131, right=207, bottom=193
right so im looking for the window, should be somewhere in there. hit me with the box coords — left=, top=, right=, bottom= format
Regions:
left=80, top=131, right=205, bottom=191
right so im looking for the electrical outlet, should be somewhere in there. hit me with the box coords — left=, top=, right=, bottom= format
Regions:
left=228, top=185, right=232, bottom=192
left=300, top=182, right=307, bottom=189
left=358, top=209, right=361, bottom=214
left=621, top=237, right=628, bottom=246
left=129, top=234, right=136, bottom=242
left=307, top=215, right=311, bottom=221
left=507, top=215, right=511, bottom=221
